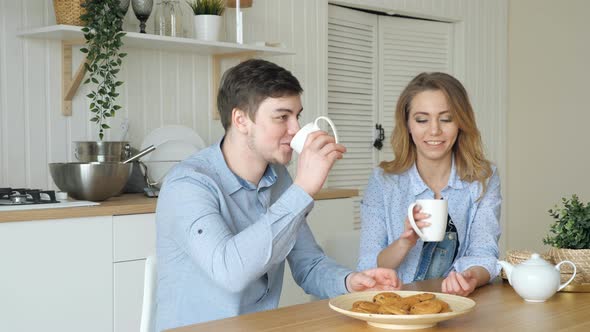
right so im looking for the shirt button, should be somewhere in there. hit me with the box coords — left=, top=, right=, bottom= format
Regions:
left=448, top=233, right=455, bottom=240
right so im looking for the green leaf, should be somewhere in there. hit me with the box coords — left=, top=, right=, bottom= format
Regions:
left=545, top=194, right=590, bottom=249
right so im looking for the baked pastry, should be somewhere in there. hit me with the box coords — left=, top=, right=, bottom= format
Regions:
left=409, top=299, right=443, bottom=314
left=349, top=292, right=452, bottom=315
left=351, top=300, right=380, bottom=313
left=373, top=292, right=401, bottom=304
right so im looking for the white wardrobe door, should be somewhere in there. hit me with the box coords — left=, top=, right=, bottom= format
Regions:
left=379, top=16, right=454, bottom=162
left=327, top=5, right=378, bottom=228
left=327, top=6, right=454, bottom=229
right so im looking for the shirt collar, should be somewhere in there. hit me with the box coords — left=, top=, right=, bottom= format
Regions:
left=446, top=156, right=467, bottom=190
left=409, top=155, right=466, bottom=196
left=212, top=137, right=278, bottom=195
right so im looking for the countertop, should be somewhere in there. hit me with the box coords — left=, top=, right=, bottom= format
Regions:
left=167, top=278, right=590, bottom=331
left=0, top=188, right=358, bottom=223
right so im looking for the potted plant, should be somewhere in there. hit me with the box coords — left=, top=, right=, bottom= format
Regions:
left=544, top=194, right=590, bottom=284
left=80, top=0, right=127, bottom=141
left=186, top=0, right=225, bottom=41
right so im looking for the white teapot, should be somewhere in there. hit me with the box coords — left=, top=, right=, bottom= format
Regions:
left=498, top=253, right=576, bottom=302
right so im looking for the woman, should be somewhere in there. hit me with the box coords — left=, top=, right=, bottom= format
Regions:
left=357, top=72, right=501, bottom=296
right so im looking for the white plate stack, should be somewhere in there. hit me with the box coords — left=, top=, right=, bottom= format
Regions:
left=140, top=125, right=206, bottom=188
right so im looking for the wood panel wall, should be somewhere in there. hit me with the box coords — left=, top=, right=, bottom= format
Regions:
left=0, top=1, right=507, bottom=250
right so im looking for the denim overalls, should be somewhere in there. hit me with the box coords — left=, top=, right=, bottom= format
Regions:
left=414, top=215, right=459, bottom=281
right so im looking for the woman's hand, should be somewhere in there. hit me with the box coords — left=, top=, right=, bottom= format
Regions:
left=376, top=205, right=430, bottom=269
left=398, top=205, right=431, bottom=248
left=442, top=267, right=490, bottom=296
left=345, top=268, right=402, bottom=292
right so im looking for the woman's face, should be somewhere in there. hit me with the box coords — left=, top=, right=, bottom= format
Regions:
left=407, top=90, right=459, bottom=165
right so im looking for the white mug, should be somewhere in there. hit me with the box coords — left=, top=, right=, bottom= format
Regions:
left=290, top=116, right=339, bottom=154
left=407, top=199, right=448, bottom=242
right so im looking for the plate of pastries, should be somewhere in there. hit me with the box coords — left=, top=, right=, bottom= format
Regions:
left=329, top=290, right=475, bottom=329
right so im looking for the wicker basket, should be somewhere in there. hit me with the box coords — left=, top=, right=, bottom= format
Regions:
left=548, top=247, right=590, bottom=284
left=53, top=0, right=86, bottom=26
left=500, top=250, right=553, bottom=280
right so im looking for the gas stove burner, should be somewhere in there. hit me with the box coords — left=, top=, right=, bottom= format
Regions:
left=0, top=187, right=59, bottom=205
left=10, top=194, right=28, bottom=204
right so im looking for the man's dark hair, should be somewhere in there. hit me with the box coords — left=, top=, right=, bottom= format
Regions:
left=217, top=59, right=303, bottom=130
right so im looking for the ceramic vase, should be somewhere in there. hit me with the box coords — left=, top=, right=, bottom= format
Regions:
left=193, top=15, right=222, bottom=41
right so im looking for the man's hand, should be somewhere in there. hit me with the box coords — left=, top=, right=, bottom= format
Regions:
left=345, top=268, right=402, bottom=293
left=441, top=270, right=478, bottom=296
left=293, top=131, right=346, bottom=196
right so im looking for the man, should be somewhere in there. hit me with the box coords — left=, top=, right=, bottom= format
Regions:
left=155, top=59, right=400, bottom=331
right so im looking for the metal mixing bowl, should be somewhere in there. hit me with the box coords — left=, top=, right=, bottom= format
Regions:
left=49, top=162, right=133, bottom=201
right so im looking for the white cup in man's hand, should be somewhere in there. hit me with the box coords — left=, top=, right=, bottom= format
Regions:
left=407, top=199, right=448, bottom=242
left=290, top=116, right=339, bottom=154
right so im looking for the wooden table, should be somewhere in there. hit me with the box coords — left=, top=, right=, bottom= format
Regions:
left=167, top=278, right=590, bottom=331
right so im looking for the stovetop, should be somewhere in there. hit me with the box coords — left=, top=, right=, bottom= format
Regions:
left=0, top=188, right=59, bottom=205
left=0, top=187, right=101, bottom=211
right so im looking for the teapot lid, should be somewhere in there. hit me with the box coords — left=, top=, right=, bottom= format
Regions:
left=522, top=253, right=552, bottom=266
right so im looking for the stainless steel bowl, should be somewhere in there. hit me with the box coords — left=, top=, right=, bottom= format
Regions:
left=49, top=162, right=133, bottom=201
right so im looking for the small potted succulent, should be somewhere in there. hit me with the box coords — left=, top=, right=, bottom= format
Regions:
left=544, top=194, right=590, bottom=284
left=186, top=0, right=225, bottom=41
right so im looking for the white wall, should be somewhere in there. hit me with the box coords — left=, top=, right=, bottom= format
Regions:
left=0, top=0, right=508, bottom=248
left=507, top=0, right=590, bottom=252
left=0, top=0, right=328, bottom=189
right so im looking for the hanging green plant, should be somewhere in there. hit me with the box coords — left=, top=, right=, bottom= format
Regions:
left=80, top=0, right=128, bottom=140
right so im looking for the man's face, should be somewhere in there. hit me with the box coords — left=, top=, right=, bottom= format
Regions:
left=246, top=95, right=303, bottom=165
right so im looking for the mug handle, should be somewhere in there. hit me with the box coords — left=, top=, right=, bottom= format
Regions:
left=315, top=116, right=339, bottom=143
left=407, top=202, right=425, bottom=239
left=556, top=260, right=577, bottom=291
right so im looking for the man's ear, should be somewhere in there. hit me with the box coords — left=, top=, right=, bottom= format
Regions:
left=232, top=108, right=250, bottom=134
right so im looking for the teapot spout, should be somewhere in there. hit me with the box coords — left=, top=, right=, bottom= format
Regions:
left=498, top=260, right=514, bottom=284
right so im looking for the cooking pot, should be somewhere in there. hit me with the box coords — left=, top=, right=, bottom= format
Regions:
left=74, top=141, right=131, bottom=162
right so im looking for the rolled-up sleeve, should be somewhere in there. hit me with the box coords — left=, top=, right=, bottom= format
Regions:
left=454, top=168, right=502, bottom=279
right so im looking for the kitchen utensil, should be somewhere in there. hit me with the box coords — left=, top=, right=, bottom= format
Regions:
left=74, top=141, right=131, bottom=162
left=139, top=140, right=198, bottom=187
left=49, top=162, right=133, bottom=201
left=123, top=145, right=156, bottom=164
left=141, top=161, right=177, bottom=188
left=329, top=290, right=475, bottom=330
left=499, top=253, right=577, bottom=302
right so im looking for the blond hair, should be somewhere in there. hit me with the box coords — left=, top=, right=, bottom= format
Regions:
left=380, top=72, right=493, bottom=198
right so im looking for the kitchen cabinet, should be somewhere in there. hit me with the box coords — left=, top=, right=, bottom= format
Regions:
left=0, top=194, right=355, bottom=332
left=0, top=216, right=113, bottom=332
left=113, top=213, right=156, bottom=332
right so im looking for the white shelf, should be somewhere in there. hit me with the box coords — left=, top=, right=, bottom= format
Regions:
left=18, top=25, right=295, bottom=117
left=17, top=25, right=295, bottom=56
